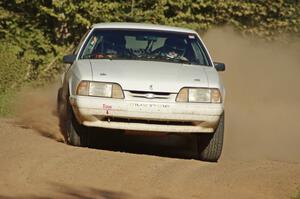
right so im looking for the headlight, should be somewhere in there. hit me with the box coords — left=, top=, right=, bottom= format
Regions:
left=77, top=81, right=124, bottom=99
left=176, top=88, right=221, bottom=103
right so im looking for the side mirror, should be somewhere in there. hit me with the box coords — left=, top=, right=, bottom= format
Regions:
left=63, top=54, right=76, bottom=64
left=214, top=62, right=225, bottom=71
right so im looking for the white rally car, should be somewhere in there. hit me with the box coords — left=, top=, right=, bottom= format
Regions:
left=57, top=22, right=225, bottom=162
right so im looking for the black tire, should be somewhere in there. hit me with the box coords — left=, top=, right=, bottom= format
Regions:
left=196, top=113, right=224, bottom=162
left=65, top=102, right=89, bottom=147
left=57, top=88, right=63, bottom=115
left=57, top=88, right=68, bottom=141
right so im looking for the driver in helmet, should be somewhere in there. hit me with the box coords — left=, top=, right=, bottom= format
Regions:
left=162, top=37, right=187, bottom=59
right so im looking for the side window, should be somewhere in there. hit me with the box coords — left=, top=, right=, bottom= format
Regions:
left=81, top=35, right=103, bottom=58
left=191, top=42, right=209, bottom=66
left=73, top=30, right=90, bottom=55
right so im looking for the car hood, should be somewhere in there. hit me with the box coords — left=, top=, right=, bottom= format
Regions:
left=89, top=59, right=217, bottom=93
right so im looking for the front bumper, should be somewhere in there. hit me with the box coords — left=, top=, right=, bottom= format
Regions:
left=70, top=95, right=224, bottom=133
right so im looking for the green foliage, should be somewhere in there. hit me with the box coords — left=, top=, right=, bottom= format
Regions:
left=0, top=4, right=67, bottom=116
left=2, top=0, right=299, bottom=44
left=0, top=90, right=15, bottom=117
left=0, top=42, right=25, bottom=93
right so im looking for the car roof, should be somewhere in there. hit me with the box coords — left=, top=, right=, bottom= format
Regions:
left=92, top=22, right=197, bottom=34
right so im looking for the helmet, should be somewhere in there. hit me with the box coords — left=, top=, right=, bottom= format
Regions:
left=163, top=37, right=187, bottom=57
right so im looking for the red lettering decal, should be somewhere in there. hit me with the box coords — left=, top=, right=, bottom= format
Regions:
left=103, top=104, right=112, bottom=110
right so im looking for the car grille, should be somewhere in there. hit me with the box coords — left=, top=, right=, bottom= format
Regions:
left=125, top=91, right=176, bottom=102
left=127, top=90, right=172, bottom=100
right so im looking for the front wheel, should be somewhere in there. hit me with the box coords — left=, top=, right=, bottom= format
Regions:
left=196, top=113, right=224, bottom=162
left=65, top=101, right=89, bottom=147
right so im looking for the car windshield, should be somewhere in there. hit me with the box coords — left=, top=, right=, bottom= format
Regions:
left=79, top=29, right=212, bottom=66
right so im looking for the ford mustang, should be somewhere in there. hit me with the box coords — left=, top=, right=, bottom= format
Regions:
left=57, top=22, right=226, bottom=162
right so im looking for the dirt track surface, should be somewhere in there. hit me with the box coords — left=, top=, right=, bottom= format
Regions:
left=0, top=118, right=299, bottom=199
left=1, top=28, right=300, bottom=198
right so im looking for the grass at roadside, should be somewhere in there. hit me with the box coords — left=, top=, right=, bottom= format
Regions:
left=292, top=189, right=300, bottom=199
left=0, top=90, right=16, bottom=117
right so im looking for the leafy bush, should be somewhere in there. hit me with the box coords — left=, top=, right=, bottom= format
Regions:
left=0, top=42, right=26, bottom=93
left=2, top=0, right=299, bottom=43
left=0, top=90, right=15, bottom=117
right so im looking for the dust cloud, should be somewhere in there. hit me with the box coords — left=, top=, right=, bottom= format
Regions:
left=203, top=27, right=300, bottom=162
left=14, top=83, right=64, bottom=142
